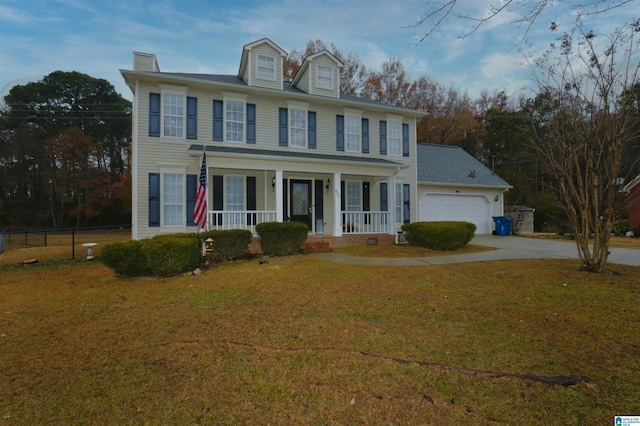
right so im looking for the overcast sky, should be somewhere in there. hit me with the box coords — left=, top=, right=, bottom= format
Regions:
left=0, top=0, right=635, bottom=103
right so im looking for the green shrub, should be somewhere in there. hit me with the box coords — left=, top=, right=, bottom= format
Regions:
left=402, top=221, right=476, bottom=251
left=101, top=240, right=148, bottom=276
left=256, top=222, right=309, bottom=256
left=633, top=224, right=640, bottom=238
left=101, top=233, right=200, bottom=277
left=198, top=229, right=252, bottom=261
left=612, top=219, right=629, bottom=237
left=143, top=234, right=201, bottom=276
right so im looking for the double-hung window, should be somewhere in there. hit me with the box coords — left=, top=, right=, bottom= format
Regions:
left=163, top=173, right=184, bottom=226
left=345, top=116, right=361, bottom=152
left=163, top=94, right=184, bottom=138
left=346, top=181, right=361, bottom=212
left=317, top=65, right=333, bottom=89
left=226, top=101, right=244, bottom=142
left=257, top=55, right=275, bottom=80
left=226, top=176, right=244, bottom=225
left=290, top=108, right=307, bottom=148
left=388, top=121, right=402, bottom=156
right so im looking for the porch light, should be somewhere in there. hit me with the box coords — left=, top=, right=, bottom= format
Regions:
left=272, top=176, right=276, bottom=191
left=495, top=193, right=500, bottom=202
left=325, top=178, right=331, bottom=193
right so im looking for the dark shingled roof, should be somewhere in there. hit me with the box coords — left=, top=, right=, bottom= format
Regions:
left=159, top=72, right=410, bottom=110
left=417, top=143, right=511, bottom=188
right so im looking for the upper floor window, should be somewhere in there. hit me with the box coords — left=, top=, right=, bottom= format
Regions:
left=345, top=116, right=361, bottom=153
left=163, top=94, right=184, bottom=138
left=226, top=101, right=244, bottom=142
left=149, top=91, right=197, bottom=140
left=290, top=108, right=307, bottom=148
left=257, top=55, right=275, bottom=80
left=317, top=65, right=333, bottom=89
left=213, top=99, right=256, bottom=144
left=388, top=120, right=402, bottom=156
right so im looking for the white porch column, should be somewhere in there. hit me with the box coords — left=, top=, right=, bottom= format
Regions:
left=275, top=170, right=284, bottom=222
left=388, top=175, right=397, bottom=232
left=333, top=172, right=342, bottom=236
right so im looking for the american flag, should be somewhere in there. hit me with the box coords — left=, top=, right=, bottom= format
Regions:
left=193, top=152, right=207, bottom=230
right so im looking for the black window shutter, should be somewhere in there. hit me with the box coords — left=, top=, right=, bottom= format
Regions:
left=314, top=179, right=323, bottom=221
left=379, top=120, right=387, bottom=155
left=362, top=118, right=369, bottom=153
left=213, top=100, right=223, bottom=141
left=186, top=174, right=197, bottom=226
left=212, top=175, right=224, bottom=226
left=308, top=111, right=317, bottom=149
left=402, top=123, right=410, bottom=157
left=282, top=179, right=288, bottom=220
left=149, top=93, right=160, bottom=137
left=186, top=97, right=197, bottom=139
left=247, top=104, right=256, bottom=144
left=403, top=184, right=410, bottom=224
left=279, top=108, right=288, bottom=146
left=336, top=115, right=344, bottom=151
left=340, top=181, right=345, bottom=211
left=363, top=182, right=370, bottom=212
left=246, top=176, right=257, bottom=225
left=148, top=173, right=160, bottom=226
left=380, top=182, right=388, bottom=211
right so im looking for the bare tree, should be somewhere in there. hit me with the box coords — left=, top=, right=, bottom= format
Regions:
left=523, top=22, right=640, bottom=272
left=412, top=0, right=636, bottom=44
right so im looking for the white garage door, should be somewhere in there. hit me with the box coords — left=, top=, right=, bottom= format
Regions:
left=419, top=194, right=491, bottom=234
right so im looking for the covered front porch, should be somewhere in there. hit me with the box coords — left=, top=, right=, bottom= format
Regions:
left=191, top=144, right=405, bottom=241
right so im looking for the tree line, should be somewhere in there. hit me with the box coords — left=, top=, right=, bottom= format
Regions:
left=1, top=21, right=639, bottom=271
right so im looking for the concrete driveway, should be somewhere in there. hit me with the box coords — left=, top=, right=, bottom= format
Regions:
left=313, top=235, right=640, bottom=267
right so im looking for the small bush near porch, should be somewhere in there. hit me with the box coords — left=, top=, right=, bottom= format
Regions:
left=402, top=221, right=476, bottom=251
left=256, top=221, right=308, bottom=256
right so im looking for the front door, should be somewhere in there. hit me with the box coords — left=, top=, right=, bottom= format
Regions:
left=290, top=180, right=312, bottom=230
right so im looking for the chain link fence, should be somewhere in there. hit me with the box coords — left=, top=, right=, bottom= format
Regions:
left=0, top=225, right=131, bottom=266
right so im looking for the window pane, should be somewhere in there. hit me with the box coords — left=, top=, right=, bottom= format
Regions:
left=346, top=181, right=361, bottom=211
left=290, top=108, right=306, bottom=148
left=346, top=116, right=360, bottom=152
left=395, top=183, right=402, bottom=225
left=163, top=173, right=183, bottom=225
left=225, top=176, right=244, bottom=225
left=317, top=66, right=332, bottom=89
left=388, top=121, right=402, bottom=156
left=226, top=101, right=244, bottom=142
left=163, top=94, right=184, bottom=137
left=258, top=55, right=275, bottom=80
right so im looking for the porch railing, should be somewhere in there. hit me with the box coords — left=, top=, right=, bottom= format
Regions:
left=342, top=211, right=392, bottom=234
left=207, top=210, right=277, bottom=234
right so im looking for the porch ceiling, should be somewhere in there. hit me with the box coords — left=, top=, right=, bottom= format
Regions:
left=188, top=144, right=406, bottom=170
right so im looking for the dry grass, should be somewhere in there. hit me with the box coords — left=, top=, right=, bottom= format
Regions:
left=335, top=243, right=493, bottom=258
left=1, top=253, right=639, bottom=425
left=0, top=229, right=130, bottom=266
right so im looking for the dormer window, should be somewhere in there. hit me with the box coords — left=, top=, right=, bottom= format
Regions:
left=257, top=55, right=275, bottom=80
left=317, top=65, right=333, bottom=89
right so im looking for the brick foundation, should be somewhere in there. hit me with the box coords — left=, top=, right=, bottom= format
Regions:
left=249, top=233, right=397, bottom=254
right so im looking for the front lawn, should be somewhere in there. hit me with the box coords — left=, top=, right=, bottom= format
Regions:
left=1, top=256, right=638, bottom=424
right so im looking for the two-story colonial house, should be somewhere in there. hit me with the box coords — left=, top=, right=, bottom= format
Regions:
left=120, top=38, right=426, bottom=247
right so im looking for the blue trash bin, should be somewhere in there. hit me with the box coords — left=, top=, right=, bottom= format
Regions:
left=492, top=216, right=512, bottom=236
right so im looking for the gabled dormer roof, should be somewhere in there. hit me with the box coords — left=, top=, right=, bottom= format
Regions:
left=291, top=49, right=343, bottom=87
left=237, top=38, right=287, bottom=79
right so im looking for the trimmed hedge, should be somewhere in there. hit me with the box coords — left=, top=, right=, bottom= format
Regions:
left=101, top=233, right=201, bottom=277
left=402, top=221, right=476, bottom=251
left=101, top=240, right=148, bottom=277
left=613, top=219, right=629, bottom=237
left=633, top=224, right=640, bottom=238
left=197, top=229, right=252, bottom=261
left=256, top=221, right=309, bottom=256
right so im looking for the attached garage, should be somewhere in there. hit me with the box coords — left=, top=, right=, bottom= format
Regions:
left=417, top=143, right=512, bottom=235
left=419, top=194, right=491, bottom=234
